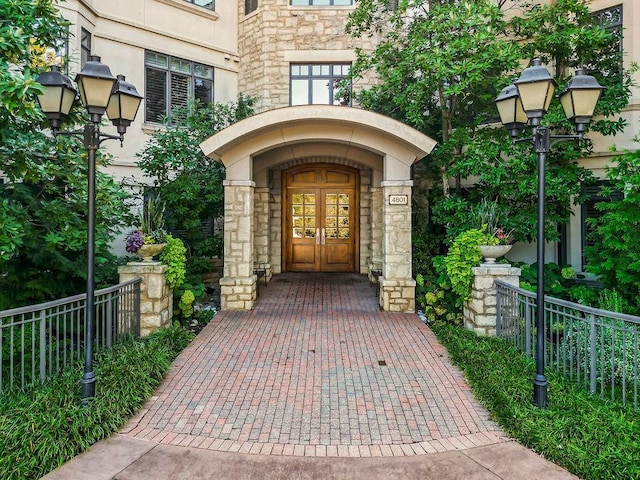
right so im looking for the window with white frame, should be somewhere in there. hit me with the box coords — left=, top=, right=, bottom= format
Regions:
left=184, top=0, right=214, bottom=10
left=290, top=0, right=352, bottom=5
left=290, top=63, right=351, bottom=106
left=145, top=51, right=214, bottom=123
left=591, top=4, right=623, bottom=80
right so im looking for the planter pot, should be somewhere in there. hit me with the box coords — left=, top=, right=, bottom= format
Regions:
left=478, top=244, right=512, bottom=264
left=135, top=243, right=166, bottom=262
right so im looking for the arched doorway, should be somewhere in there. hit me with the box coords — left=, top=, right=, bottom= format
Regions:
left=283, top=164, right=359, bottom=272
left=199, top=105, right=437, bottom=311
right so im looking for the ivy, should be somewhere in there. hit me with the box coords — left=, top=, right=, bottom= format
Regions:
left=160, top=235, right=187, bottom=290
left=444, top=228, right=496, bottom=302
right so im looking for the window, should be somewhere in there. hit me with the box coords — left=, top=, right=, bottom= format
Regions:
left=184, top=0, right=214, bottom=10
left=145, top=51, right=214, bottom=123
left=581, top=181, right=623, bottom=269
left=290, top=64, right=351, bottom=106
left=590, top=5, right=623, bottom=80
left=245, top=0, right=258, bottom=14
left=290, top=0, right=352, bottom=5
left=80, top=28, right=91, bottom=68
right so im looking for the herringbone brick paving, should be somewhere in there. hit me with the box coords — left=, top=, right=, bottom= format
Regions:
left=122, top=273, right=506, bottom=457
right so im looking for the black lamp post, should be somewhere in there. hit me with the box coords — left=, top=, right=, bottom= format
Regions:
left=494, top=59, right=603, bottom=408
left=35, top=56, right=143, bottom=401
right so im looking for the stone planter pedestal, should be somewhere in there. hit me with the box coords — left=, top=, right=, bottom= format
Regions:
left=464, top=263, right=521, bottom=336
left=118, top=261, right=172, bottom=336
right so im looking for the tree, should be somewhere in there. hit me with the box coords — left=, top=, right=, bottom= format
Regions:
left=0, top=1, right=134, bottom=309
left=136, top=95, right=255, bottom=267
left=585, top=142, right=640, bottom=313
left=347, top=0, right=634, bottom=246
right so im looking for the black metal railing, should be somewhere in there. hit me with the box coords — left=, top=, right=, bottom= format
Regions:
left=0, top=279, right=141, bottom=393
left=497, top=280, right=639, bottom=409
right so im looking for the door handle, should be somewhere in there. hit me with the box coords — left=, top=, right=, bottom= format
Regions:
left=321, top=228, right=326, bottom=245
left=316, top=228, right=320, bottom=245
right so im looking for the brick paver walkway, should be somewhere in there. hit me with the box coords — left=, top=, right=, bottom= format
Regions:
left=122, top=273, right=506, bottom=457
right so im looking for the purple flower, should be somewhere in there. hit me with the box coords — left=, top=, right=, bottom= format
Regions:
left=125, top=230, right=145, bottom=253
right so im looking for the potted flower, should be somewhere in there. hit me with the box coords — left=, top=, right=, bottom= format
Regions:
left=125, top=196, right=168, bottom=262
left=475, top=199, right=514, bottom=264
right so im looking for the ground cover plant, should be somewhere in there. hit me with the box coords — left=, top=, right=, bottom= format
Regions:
left=0, top=324, right=194, bottom=480
left=432, top=323, right=640, bottom=480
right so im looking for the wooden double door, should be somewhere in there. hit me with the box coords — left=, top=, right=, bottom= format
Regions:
left=284, top=164, right=359, bottom=272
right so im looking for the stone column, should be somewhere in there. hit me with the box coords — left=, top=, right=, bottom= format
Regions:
left=220, top=180, right=257, bottom=310
left=118, top=262, right=172, bottom=336
left=464, top=264, right=521, bottom=336
left=379, top=180, right=415, bottom=312
left=254, top=186, right=272, bottom=283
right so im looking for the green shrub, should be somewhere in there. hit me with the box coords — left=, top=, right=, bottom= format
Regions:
left=0, top=324, right=193, bottom=480
left=160, top=235, right=187, bottom=289
left=444, top=228, right=495, bottom=302
left=415, top=256, right=461, bottom=325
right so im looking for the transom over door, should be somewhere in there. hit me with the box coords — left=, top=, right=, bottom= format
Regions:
left=284, top=165, right=359, bottom=272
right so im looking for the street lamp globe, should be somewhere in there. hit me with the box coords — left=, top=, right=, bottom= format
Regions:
left=495, top=83, right=527, bottom=140
left=514, top=58, right=557, bottom=126
left=35, top=65, right=76, bottom=132
left=106, top=75, right=144, bottom=136
left=559, top=68, right=605, bottom=134
left=75, top=55, right=117, bottom=122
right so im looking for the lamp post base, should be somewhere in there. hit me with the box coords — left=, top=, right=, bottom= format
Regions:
left=533, top=374, right=548, bottom=408
left=81, top=372, right=96, bottom=403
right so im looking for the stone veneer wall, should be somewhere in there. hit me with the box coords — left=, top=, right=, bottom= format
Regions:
left=269, top=169, right=283, bottom=274
left=118, top=262, right=172, bottom=336
left=378, top=180, right=415, bottom=312
left=359, top=169, right=372, bottom=273
left=238, top=2, right=378, bottom=112
left=464, top=264, right=521, bottom=336
left=254, top=187, right=273, bottom=282
left=220, top=180, right=257, bottom=309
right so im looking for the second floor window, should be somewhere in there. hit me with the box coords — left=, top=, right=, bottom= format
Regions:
left=184, top=0, right=214, bottom=10
left=245, top=0, right=258, bottom=14
left=290, top=0, right=352, bottom=5
left=80, top=28, right=91, bottom=68
left=290, top=63, right=351, bottom=106
left=145, top=51, right=214, bottom=123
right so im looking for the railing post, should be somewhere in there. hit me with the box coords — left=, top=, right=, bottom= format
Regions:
left=106, top=291, right=113, bottom=348
left=39, top=310, right=46, bottom=383
left=496, top=284, right=502, bottom=336
left=590, top=313, right=597, bottom=394
left=525, top=297, right=532, bottom=358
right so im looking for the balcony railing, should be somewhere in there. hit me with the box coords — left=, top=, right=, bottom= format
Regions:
left=496, top=280, right=639, bottom=409
left=0, top=279, right=141, bottom=394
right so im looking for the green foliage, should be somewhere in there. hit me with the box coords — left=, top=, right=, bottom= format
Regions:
left=0, top=324, right=194, bottom=480
left=0, top=2, right=133, bottom=309
left=432, top=323, right=640, bottom=480
left=585, top=146, right=640, bottom=314
left=348, top=0, right=633, bottom=245
left=159, top=235, right=187, bottom=290
left=178, top=289, right=196, bottom=319
left=0, top=1, right=69, bottom=125
left=415, top=256, right=461, bottom=325
left=444, top=228, right=495, bottom=302
left=137, top=95, right=256, bottom=266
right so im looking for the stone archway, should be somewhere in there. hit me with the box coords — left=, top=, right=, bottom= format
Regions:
left=199, top=105, right=436, bottom=311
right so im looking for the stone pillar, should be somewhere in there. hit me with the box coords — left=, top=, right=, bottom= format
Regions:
left=118, top=262, right=172, bottom=336
left=221, top=180, right=257, bottom=310
left=379, top=180, right=415, bottom=312
left=464, top=264, right=521, bottom=336
left=254, top=186, right=272, bottom=283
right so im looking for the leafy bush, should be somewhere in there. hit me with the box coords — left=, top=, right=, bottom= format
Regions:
left=159, top=235, right=187, bottom=289
left=432, top=323, right=640, bottom=480
left=0, top=324, right=193, bottom=480
left=444, top=228, right=495, bottom=302
left=563, top=289, right=639, bottom=392
left=586, top=146, right=640, bottom=315
left=415, top=256, right=461, bottom=325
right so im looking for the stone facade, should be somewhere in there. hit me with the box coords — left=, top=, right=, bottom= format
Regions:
left=238, top=1, right=377, bottom=112
left=464, top=264, right=521, bottom=336
left=118, top=262, right=172, bottom=336
left=378, top=180, right=415, bottom=312
left=221, top=180, right=257, bottom=309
